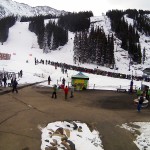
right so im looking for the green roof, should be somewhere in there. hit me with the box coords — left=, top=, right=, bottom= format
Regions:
left=71, top=72, right=89, bottom=79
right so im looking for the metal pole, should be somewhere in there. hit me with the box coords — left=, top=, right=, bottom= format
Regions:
left=129, top=55, right=131, bottom=71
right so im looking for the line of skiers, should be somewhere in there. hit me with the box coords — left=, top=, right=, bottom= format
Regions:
left=35, top=58, right=148, bottom=82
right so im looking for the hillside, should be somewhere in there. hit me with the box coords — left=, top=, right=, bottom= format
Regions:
left=90, top=14, right=150, bottom=75
left=0, top=1, right=150, bottom=89
left=1, top=15, right=150, bottom=90
left=0, top=0, right=150, bottom=76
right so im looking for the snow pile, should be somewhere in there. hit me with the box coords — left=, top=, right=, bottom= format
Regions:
left=41, top=121, right=103, bottom=150
left=121, top=122, right=150, bottom=150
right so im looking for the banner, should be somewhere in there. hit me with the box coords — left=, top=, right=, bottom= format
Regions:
left=0, top=53, right=11, bottom=60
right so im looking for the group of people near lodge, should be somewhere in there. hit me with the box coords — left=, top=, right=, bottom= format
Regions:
left=135, top=86, right=150, bottom=112
left=0, top=70, right=22, bottom=93
left=49, top=76, right=75, bottom=100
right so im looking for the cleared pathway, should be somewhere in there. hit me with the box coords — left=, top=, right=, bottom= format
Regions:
left=0, top=85, right=150, bottom=150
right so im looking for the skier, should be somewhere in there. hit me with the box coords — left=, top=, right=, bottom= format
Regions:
left=20, top=70, right=23, bottom=78
left=3, top=75, right=7, bottom=87
left=48, top=76, right=51, bottom=85
left=64, top=86, right=69, bottom=100
left=62, top=78, right=65, bottom=85
left=11, top=78, right=14, bottom=87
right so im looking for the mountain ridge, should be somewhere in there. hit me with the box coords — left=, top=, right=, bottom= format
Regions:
left=0, top=0, right=67, bottom=18
left=1, top=0, right=150, bottom=75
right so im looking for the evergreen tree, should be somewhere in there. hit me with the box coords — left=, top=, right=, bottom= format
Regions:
left=106, top=9, right=141, bottom=64
left=109, top=34, right=115, bottom=65
left=0, top=16, right=16, bottom=44
left=43, top=29, right=49, bottom=53
left=58, top=11, right=92, bottom=32
left=73, top=26, right=115, bottom=66
left=29, top=16, right=45, bottom=49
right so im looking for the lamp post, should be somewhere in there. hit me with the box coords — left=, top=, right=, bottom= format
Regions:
left=129, top=56, right=131, bottom=71
left=128, top=54, right=133, bottom=71
left=129, top=63, right=130, bottom=71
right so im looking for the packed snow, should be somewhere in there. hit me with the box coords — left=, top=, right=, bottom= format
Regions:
left=40, top=121, right=103, bottom=150
left=0, top=15, right=150, bottom=150
left=121, top=122, right=150, bottom=150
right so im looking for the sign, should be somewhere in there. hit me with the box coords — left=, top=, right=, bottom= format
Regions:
left=0, top=53, right=11, bottom=60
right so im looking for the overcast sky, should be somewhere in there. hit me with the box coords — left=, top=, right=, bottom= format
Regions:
left=13, top=0, right=150, bottom=16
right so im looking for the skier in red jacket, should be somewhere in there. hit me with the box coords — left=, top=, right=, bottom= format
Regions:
left=64, top=86, right=69, bottom=100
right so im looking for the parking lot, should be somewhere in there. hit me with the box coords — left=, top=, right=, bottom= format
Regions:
left=0, top=85, right=150, bottom=150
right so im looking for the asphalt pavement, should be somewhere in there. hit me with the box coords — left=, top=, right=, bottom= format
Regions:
left=0, top=85, right=150, bottom=150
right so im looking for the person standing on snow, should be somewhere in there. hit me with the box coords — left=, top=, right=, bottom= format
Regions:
left=20, top=70, right=23, bottom=78
left=3, top=75, right=7, bottom=87
left=62, top=78, right=65, bottom=85
left=11, top=78, right=14, bottom=87
left=48, top=76, right=51, bottom=85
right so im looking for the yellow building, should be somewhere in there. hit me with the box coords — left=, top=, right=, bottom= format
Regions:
left=71, top=72, right=89, bottom=90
